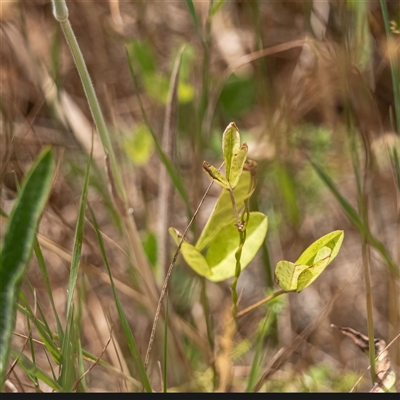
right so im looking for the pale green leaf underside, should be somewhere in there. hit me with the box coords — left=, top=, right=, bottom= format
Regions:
left=222, top=122, right=240, bottom=180
left=296, top=230, right=344, bottom=266
left=229, top=143, right=248, bottom=188
left=275, top=230, right=344, bottom=292
left=196, top=170, right=254, bottom=252
left=169, top=212, right=267, bottom=282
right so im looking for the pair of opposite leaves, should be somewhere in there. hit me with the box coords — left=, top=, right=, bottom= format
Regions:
left=169, top=122, right=268, bottom=282
left=169, top=122, right=344, bottom=290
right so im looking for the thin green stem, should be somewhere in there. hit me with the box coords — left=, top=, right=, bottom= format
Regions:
left=236, top=290, right=286, bottom=319
left=231, top=202, right=250, bottom=318
left=231, top=229, right=245, bottom=318
left=51, top=0, right=158, bottom=305
left=56, top=18, right=125, bottom=203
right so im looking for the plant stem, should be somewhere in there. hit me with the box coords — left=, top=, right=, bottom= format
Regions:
left=51, top=0, right=158, bottom=303
left=236, top=290, right=286, bottom=319
left=52, top=6, right=124, bottom=202
left=231, top=202, right=250, bottom=318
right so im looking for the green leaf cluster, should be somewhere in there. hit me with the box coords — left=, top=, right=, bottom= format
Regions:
left=169, top=123, right=268, bottom=282
left=274, top=230, right=344, bottom=292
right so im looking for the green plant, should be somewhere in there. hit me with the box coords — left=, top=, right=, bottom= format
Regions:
left=168, top=123, right=344, bottom=317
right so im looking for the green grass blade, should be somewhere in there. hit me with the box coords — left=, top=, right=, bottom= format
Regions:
left=310, top=159, right=399, bottom=276
left=10, top=348, right=62, bottom=392
left=66, top=151, right=92, bottom=319
left=26, top=317, right=39, bottom=390
left=308, top=158, right=364, bottom=232
left=88, top=205, right=152, bottom=392
left=17, top=297, right=61, bottom=365
left=33, top=239, right=64, bottom=341
left=245, top=314, right=270, bottom=392
left=59, top=309, right=78, bottom=392
left=185, top=0, right=200, bottom=32
left=0, top=148, right=55, bottom=386
left=76, top=339, right=86, bottom=392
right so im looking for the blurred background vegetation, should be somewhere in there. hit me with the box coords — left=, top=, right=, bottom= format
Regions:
left=0, top=0, right=399, bottom=392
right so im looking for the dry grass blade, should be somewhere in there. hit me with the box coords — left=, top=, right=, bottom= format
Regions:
left=157, top=46, right=185, bottom=282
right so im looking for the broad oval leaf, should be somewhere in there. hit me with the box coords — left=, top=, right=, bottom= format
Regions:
left=295, top=230, right=344, bottom=266
left=169, top=212, right=267, bottom=282
left=205, top=211, right=268, bottom=282
left=274, top=230, right=344, bottom=292
left=196, top=170, right=254, bottom=251
left=296, top=255, right=331, bottom=292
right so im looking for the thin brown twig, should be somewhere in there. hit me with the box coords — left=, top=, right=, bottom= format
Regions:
left=144, top=165, right=222, bottom=368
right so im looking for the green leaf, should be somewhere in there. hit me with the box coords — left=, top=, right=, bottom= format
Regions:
left=168, top=228, right=211, bottom=278
left=0, top=148, right=55, bottom=385
left=296, top=230, right=344, bottom=266
left=274, top=261, right=309, bottom=292
left=229, top=143, right=248, bottom=188
left=129, top=40, right=156, bottom=75
left=274, top=230, right=344, bottom=292
left=196, top=170, right=254, bottom=251
left=219, top=75, right=256, bottom=118
left=124, top=124, right=155, bottom=166
left=296, top=255, right=332, bottom=292
left=59, top=310, right=78, bottom=392
left=66, top=149, right=92, bottom=319
left=222, top=122, right=240, bottom=181
left=205, top=211, right=268, bottom=282
left=202, top=161, right=230, bottom=188
left=170, top=212, right=267, bottom=282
